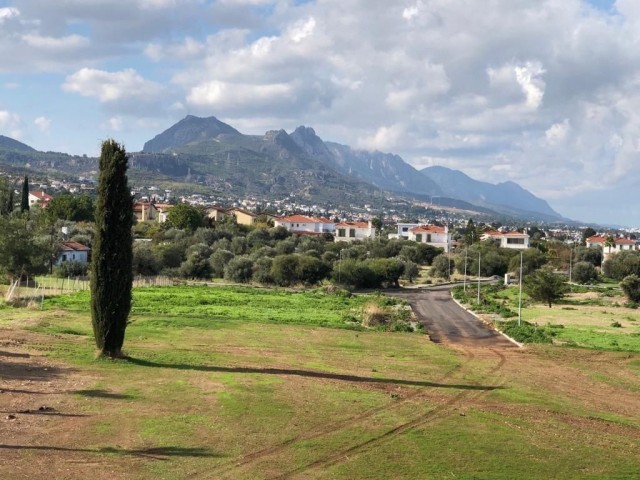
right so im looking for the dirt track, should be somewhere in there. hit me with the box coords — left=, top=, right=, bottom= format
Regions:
left=391, top=285, right=518, bottom=348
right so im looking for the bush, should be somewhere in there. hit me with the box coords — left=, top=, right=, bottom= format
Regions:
left=499, top=320, right=556, bottom=344
left=572, top=261, right=598, bottom=284
left=620, top=275, right=640, bottom=303
left=54, top=261, right=88, bottom=278
left=252, top=257, right=273, bottom=284
left=210, top=249, right=234, bottom=278
left=431, top=254, right=453, bottom=278
left=224, top=256, right=254, bottom=283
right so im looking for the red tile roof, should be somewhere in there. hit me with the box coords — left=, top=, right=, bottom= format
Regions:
left=336, top=221, right=370, bottom=228
left=62, top=241, right=90, bottom=251
left=409, top=225, right=446, bottom=234
left=278, top=215, right=333, bottom=224
left=30, top=191, right=52, bottom=201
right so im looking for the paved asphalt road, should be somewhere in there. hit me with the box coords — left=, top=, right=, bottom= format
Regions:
left=391, top=285, right=518, bottom=348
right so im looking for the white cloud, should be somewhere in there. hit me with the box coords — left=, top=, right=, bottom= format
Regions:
left=187, top=81, right=293, bottom=109
left=514, top=62, right=546, bottom=109
left=545, top=119, right=571, bottom=145
left=357, top=125, right=404, bottom=151
left=0, top=110, right=22, bottom=138
left=22, top=34, right=90, bottom=52
left=288, top=17, right=316, bottom=43
left=0, top=7, right=20, bottom=23
left=62, top=68, right=163, bottom=102
left=104, top=117, right=124, bottom=131
left=34, top=116, right=51, bottom=132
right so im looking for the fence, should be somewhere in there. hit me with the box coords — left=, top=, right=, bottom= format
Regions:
left=3, top=275, right=177, bottom=307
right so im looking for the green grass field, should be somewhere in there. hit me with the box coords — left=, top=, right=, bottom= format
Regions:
left=457, top=283, right=640, bottom=352
left=1, top=284, right=639, bottom=479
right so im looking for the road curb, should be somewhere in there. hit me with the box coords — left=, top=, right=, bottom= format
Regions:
left=450, top=295, right=524, bottom=348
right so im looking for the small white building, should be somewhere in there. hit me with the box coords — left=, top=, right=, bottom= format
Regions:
left=391, top=223, right=421, bottom=240
left=275, top=215, right=335, bottom=235
left=28, top=191, right=53, bottom=208
left=334, top=221, right=375, bottom=242
left=55, top=242, right=90, bottom=265
left=481, top=230, right=530, bottom=250
left=408, top=225, right=452, bottom=252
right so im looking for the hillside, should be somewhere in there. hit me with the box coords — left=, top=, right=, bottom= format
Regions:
left=421, top=166, right=562, bottom=220
left=0, top=135, right=36, bottom=153
left=0, top=116, right=565, bottom=221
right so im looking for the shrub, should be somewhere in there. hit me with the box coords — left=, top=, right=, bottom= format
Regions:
left=224, top=256, right=254, bottom=283
left=620, top=275, right=640, bottom=303
left=54, top=261, right=88, bottom=278
left=572, top=261, right=598, bottom=284
left=499, top=320, right=556, bottom=344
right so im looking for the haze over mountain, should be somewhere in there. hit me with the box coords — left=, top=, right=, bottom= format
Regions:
left=420, top=166, right=561, bottom=219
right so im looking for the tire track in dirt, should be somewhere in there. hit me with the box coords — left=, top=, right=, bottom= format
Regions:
left=195, top=351, right=477, bottom=479
left=272, top=348, right=507, bottom=479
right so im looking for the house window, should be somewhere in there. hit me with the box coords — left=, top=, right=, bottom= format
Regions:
left=506, top=238, right=525, bottom=245
left=338, top=229, right=346, bottom=237
left=61, top=254, right=67, bottom=262
left=402, top=227, right=409, bottom=232
left=349, top=229, right=356, bottom=238
left=415, top=234, right=422, bottom=242
left=426, top=234, right=432, bottom=242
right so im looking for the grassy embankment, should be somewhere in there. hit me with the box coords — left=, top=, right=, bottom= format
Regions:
left=1, top=284, right=639, bottom=479
left=454, top=283, right=640, bottom=351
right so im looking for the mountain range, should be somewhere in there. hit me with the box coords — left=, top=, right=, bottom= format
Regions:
left=0, top=115, right=562, bottom=221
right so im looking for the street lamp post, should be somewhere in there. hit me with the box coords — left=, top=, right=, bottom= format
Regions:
left=568, top=245, right=573, bottom=291
left=477, top=251, right=481, bottom=305
left=463, top=249, right=468, bottom=292
left=518, top=250, right=523, bottom=326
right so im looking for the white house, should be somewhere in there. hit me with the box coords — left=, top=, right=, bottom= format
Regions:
left=586, top=235, right=639, bottom=261
left=55, top=242, right=90, bottom=266
left=334, top=221, right=375, bottom=242
left=408, top=225, right=452, bottom=252
left=28, top=191, right=53, bottom=208
left=481, top=230, right=530, bottom=250
left=275, top=215, right=335, bottom=235
left=390, top=223, right=421, bottom=240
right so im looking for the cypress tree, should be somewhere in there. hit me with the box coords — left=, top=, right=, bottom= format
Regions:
left=91, top=140, right=133, bottom=358
left=20, top=176, right=29, bottom=213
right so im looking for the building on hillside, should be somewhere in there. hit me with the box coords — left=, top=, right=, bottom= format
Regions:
left=206, top=206, right=230, bottom=222
left=55, top=241, right=90, bottom=266
left=228, top=208, right=257, bottom=226
left=408, top=225, right=452, bottom=252
left=28, top=191, right=53, bottom=208
left=275, top=215, right=335, bottom=235
left=154, top=203, right=173, bottom=224
left=481, top=230, right=530, bottom=250
left=334, top=221, right=375, bottom=242
left=390, top=223, right=420, bottom=240
left=133, top=201, right=158, bottom=222
left=586, top=235, right=639, bottom=261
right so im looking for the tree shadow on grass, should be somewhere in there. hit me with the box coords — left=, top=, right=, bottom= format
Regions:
left=0, top=361, right=66, bottom=382
left=124, top=357, right=502, bottom=391
left=0, top=350, right=31, bottom=359
left=73, top=389, right=135, bottom=400
left=0, top=444, right=220, bottom=460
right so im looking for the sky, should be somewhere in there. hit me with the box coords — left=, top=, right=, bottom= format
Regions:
left=0, top=0, right=639, bottom=226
